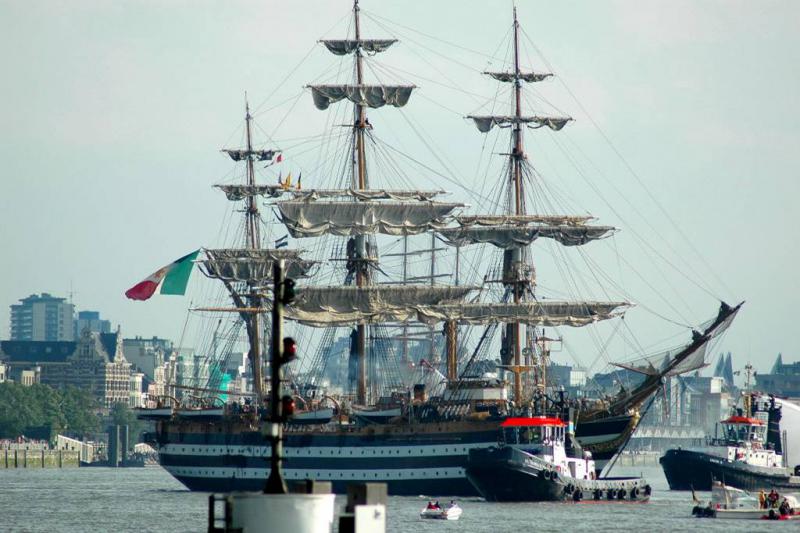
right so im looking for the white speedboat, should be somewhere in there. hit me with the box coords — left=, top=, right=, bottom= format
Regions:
left=692, top=481, right=800, bottom=520
left=420, top=503, right=462, bottom=521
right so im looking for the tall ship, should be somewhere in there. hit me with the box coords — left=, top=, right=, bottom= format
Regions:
left=138, top=1, right=740, bottom=495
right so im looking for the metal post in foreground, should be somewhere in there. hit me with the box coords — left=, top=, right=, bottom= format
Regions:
left=264, top=260, right=287, bottom=494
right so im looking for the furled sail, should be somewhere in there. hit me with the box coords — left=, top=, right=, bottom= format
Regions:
left=468, top=115, right=572, bottom=133
left=215, top=184, right=286, bottom=201
left=310, top=85, right=415, bottom=110
left=286, top=286, right=476, bottom=326
left=456, top=215, right=594, bottom=225
left=291, top=189, right=446, bottom=201
left=484, top=71, right=553, bottom=83
left=222, top=149, right=278, bottom=162
left=201, top=249, right=316, bottom=282
left=320, top=39, right=397, bottom=56
left=415, top=300, right=629, bottom=326
left=438, top=224, right=615, bottom=248
left=277, top=200, right=463, bottom=237
left=612, top=302, right=742, bottom=377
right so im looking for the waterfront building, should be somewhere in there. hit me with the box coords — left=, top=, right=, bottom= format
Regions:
left=0, top=361, right=6, bottom=383
left=122, top=336, right=173, bottom=382
left=10, top=293, right=75, bottom=341
left=74, top=310, right=111, bottom=337
left=0, top=329, right=133, bottom=407
left=755, top=354, right=800, bottom=397
left=547, top=361, right=587, bottom=398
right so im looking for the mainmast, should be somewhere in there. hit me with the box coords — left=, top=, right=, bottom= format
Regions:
left=353, top=0, right=369, bottom=406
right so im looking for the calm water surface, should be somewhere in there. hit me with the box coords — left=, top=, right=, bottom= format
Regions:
left=0, top=466, right=793, bottom=532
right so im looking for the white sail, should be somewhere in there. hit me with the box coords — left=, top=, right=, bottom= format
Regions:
left=287, top=296, right=627, bottom=328
left=484, top=71, right=553, bottom=83
left=468, top=115, right=571, bottom=133
left=215, top=184, right=286, bottom=201
left=290, top=189, right=446, bottom=201
left=201, top=249, right=316, bottom=282
left=320, top=39, right=397, bottom=56
left=415, top=301, right=629, bottom=326
left=222, top=149, right=278, bottom=162
left=612, top=303, right=741, bottom=377
left=277, top=200, right=463, bottom=237
left=310, top=85, right=415, bottom=110
left=456, top=214, right=595, bottom=225
left=286, top=286, right=476, bottom=326
left=438, top=223, right=615, bottom=248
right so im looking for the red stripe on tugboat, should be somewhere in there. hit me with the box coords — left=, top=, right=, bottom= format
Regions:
left=501, top=417, right=566, bottom=427
left=721, top=416, right=764, bottom=425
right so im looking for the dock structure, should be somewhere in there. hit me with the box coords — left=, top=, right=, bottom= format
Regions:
left=2, top=448, right=79, bottom=468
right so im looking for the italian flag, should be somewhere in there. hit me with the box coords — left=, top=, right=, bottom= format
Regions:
left=125, top=250, right=200, bottom=301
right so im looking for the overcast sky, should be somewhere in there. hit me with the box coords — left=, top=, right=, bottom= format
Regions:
left=1, top=0, right=798, bottom=377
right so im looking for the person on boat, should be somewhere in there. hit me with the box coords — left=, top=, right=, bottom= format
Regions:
left=426, top=501, right=435, bottom=510
left=759, top=489, right=767, bottom=509
left=434, top=500, right=441, bottom=509
left=779, top=498, right=790, bottom=516
left=768, top=489, right=780, bottom=508
left=448, top=500, right=456, bottom=508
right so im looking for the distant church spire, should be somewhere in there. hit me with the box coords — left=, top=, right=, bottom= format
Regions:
left=771, top=353, right=784, bottom=374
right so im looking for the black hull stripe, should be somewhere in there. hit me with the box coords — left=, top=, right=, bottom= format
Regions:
left=171, top=472, right=476, bottom=496
left=159, top=453, right=468, bottom=469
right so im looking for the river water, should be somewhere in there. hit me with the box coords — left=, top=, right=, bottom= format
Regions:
left=0, top=465, right=793, bottom=532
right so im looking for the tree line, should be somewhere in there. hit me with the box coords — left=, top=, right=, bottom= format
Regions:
left=0, top=382, right=101, bottom=439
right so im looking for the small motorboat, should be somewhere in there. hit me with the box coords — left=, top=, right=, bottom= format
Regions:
left=420, top=502, right=462, bottom=521
left=691, top=481, right=800, bottom=520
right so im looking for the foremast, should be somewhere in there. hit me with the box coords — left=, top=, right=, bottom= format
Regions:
left=456, top=8, right=616, bottom=407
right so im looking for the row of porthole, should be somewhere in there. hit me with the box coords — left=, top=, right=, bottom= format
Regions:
left=175, top=446, right=471, bottom=456
left=176, top=469, right=458, bottom=479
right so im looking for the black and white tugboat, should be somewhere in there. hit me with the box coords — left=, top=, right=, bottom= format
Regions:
left=661, top=393, right=800, bottom=492
left=466, top=416, right=651, bottom=502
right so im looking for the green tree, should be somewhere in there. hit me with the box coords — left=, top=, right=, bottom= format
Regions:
left=109, top=402, right=145, bottom=448
left=0, top=383, right=101, bottom=439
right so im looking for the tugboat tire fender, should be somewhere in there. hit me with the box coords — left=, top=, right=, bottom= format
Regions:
left=617, top=488, right=627, bottom=500
left=643, top=484, right=652, bottom=496
left=606, top=489, right=616, bottom=500
left=564, top=483, right=574, bottom=495
left=593, top=489, right=602, bottom=501
left=551, top=471, right=558, bottom=481
left=630, top=487, right=639, bottom=499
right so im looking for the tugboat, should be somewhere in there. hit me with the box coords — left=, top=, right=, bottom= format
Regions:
left=465, top=416, right=650, bottom=502
left=661, top=393, right=800, bottom=492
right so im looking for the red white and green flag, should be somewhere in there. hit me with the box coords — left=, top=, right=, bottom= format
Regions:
left=125, top=250, right=200, bottom=301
